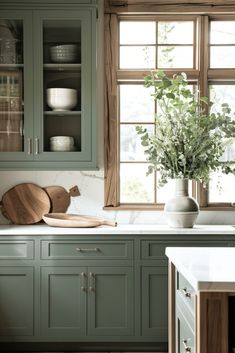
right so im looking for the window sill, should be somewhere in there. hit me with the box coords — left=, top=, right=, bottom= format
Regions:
left=103, top=205, right=235, bottom=211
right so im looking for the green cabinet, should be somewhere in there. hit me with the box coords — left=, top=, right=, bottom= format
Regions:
left=141, top=266, right=168, bottom=341
left=41, top=267, right=87, bottom=337
left=88, top=267, right=134, bottom=336
left=41, top=266, right=134, bottom=339
left=0, top=232, right=233, bottom=351
left=0, top=1, right=97, bottom=170
left=0, top=267, right=33, bottom=337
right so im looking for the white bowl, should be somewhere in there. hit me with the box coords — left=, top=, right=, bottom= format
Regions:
left=47, top=88, right=77, bottom=111
left=50, top=44, right=79, bottom=63
left=50, top=145, right=75, bottom=152
left=50, top=136, right=74, bottom=149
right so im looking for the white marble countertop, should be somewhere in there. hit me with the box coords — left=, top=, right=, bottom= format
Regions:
left=1, top=224, right=235, bottom=235
left=166, top=247, right=235, bottom=291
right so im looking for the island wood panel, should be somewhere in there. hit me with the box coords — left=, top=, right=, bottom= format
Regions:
left=168, top=261, right=176, bottom=353
left=197, top=292, right=228, bottom=353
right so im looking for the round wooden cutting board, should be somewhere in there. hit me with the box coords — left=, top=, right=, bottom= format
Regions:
left=43, top=186, right=71, bottom=213
left=1, top=183, right=51, bottom=225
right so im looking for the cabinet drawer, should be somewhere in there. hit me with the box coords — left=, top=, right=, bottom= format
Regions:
left=41, top=240, right=133, bottom=260
left=0, top=241, right=34, bottom=259
left=141, top=241, right=228, bottom=260
left=177, top=271, right=195, bottom=313
left=177, top=306, right=195, bottom=353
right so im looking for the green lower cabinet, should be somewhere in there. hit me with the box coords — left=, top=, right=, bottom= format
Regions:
left=0, top=267, right=33, bottom=336
left=88, top=267, right=134, bottom=336
left=41, top=267, right=87, bottom=337
left=141, top=266, right=168, bottom=341
left=41, top=266, right=134, bottom=339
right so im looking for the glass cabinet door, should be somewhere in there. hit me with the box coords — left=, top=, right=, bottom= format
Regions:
left=34, top=10, right=95, bottom=163
left=0, top=12, right=33, bottom=160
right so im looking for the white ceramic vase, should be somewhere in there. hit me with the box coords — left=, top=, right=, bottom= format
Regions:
left=164, top=179, right=199, bottom=228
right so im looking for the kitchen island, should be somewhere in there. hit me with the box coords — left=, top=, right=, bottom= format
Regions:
left=166, top=247, right=235, bottom=353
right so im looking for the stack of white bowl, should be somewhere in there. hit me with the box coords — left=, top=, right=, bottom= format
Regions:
left=49, top=44, right=79, bottom=63
left=50, top=136, right=74, bottom=152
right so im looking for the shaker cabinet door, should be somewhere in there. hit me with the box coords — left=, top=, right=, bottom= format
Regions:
left=0, top=267, right=34, bottom=336
left=141, top=266, right=168, bottom=341
left=40, top=267, right=87, bottom=338
left=87, top=267, right=134, bottom=336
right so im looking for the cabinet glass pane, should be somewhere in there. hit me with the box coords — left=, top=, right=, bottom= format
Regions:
left=0, top=20, right=24, bottom=152
left=42, top=20, right=81, bottom=152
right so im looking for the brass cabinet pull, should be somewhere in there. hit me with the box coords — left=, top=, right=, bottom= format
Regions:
left=182, top=288, right=191, bottom=298
left=76, top=247, right=100, bottom=252
left=81, top=272, right=87, bottom=292
left=182, top=339, right=191, bottom=352
left=89, top=272, right=95, bottom=292
left=27, top=138, right=32, bottom=154
left=35, top=138, right=39, bottom=154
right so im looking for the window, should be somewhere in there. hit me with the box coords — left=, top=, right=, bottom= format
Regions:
left=208, top=19, right=235, bottom=204
left=104, top=14, right=235, bottom=209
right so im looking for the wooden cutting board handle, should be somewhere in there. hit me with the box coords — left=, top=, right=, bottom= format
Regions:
left=101, top=219, right=117, bottom=227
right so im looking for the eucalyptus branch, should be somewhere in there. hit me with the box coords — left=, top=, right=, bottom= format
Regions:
left=136, top=70, right=235, bottom=186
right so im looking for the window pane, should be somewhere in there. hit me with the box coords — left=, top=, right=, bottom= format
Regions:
left=158, top=21, right=194, bottom=44
left=210, top=46, right=235, bottom=68
left=120, top=21, right=156, bottom=45
left=120, top=124, right=154, bottom=162
left=120, top=85, right=155, bottom=122
left=210, top=21, right=235, bottom=44
left=120, top=46, right=155, bottom=69
left=210, top=84, right=235, bottom=115
left=158, top=46, right=193, bottom=68
left=209, top=170, right=235, bottom=203
left=120, top=163, right=155, bottom=203
left=210, top=84, right=235, bottom=161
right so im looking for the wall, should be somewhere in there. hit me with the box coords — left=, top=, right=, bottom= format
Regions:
left=0, top=1, right=235, bottom=226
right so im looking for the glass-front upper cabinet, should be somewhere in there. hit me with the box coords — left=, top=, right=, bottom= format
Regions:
left=33, top=10, right=96, bottom=166
left=0, top=6, right=96, bottom=169
left=0, top=12, right=33, bottom=160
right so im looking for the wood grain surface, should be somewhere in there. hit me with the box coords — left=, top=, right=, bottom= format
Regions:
left=1, top=183, right=50, bottom=225
left=43, top=213, right=117, bottom=228
left=44, top=186, right=71, bottom=213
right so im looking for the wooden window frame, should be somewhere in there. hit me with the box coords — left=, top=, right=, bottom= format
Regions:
left=104, top=8, right=235, bottom=211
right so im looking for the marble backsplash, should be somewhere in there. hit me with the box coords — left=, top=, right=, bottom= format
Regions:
left=0, top=169, right=235, bottom=225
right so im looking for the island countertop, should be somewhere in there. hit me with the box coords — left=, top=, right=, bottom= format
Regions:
left=166, top=247, right=235, bottom=291
left=1, top=224, right=235, bottom=235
